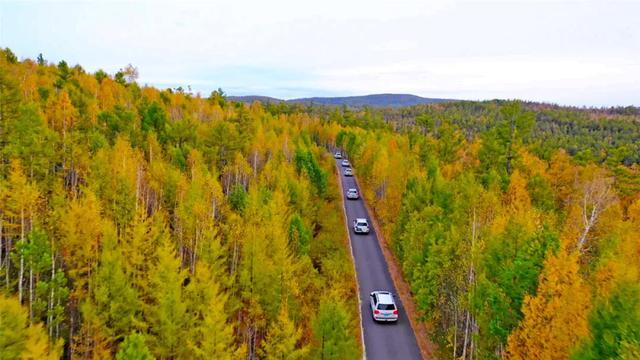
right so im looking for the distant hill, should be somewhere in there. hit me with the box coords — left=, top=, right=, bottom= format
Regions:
left=288, top=94, right=453, bottom=107
left=228, top=93, right=454, bottom=108
left=227, top=95, right=283, bottom=104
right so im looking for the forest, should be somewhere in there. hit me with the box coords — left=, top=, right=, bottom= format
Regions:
left=311, top=102, right=640, bottom=358
left=0, top=48, right=360, bottom=359
left=1, top=46, right=640, bottom=360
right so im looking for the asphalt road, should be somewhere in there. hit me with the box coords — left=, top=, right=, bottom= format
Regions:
left=336, top=159, right=423, bottom=360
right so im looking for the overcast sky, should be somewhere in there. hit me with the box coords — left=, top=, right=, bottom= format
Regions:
left=1, top=0, right=638, bottom=106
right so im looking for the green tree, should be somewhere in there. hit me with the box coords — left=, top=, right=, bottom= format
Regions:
left=14, top=228, right=53, bottom=323
left=312, top=301, right=358, bottom=360
left=54, top=60, right=71, bottom=89
left=474, top=224, right=559, bottom=350
left=3, top=104, right=58, bottom=181
left=294, top=148, right=327, bottom=198
left=116, top=333, right=154, bottom=360
left=115, top=71, right=126, bottom=85
left=288, top=213, right=311, bottom=256
left=208, top=88, right=227, bottom=108
left=4, top=47, right=18, bottom=63
left=572, top=282, right=640, bottom=360
left=139, top=101, right=168, bottom=143
left=479, top=101, right=534, bottom=180
left=94, top=69, right=108, bottom=84
left=92, top=226, right=141, bottom=340
left=147, top=240, right=188, bottom=358
left=229, top=184, right=248, bottom=213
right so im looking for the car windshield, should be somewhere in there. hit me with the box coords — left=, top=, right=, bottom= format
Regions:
left=357, top=221, right=367, bottom=226
left=378, top=303, right=396, bottom=310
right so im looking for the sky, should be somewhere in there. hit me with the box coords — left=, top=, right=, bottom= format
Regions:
left=1, top=0, right=638, bottom=106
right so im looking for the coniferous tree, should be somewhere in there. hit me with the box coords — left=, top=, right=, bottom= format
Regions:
left=312, top=301, right=358, bottom=360
left=261, top=303, right=309, bottom=360
left=0, top=294, right=62, bottom=359
left=116, top=333, right=154, bottom=360
left=507, top=250, right=590, bottom=359
left=147, top=240, right=188, bottom=359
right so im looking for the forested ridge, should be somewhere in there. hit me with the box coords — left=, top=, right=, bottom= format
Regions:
left=0, top=48, right=360, bottom=359
left=299, top=100, right=640, bottom=166
left=1, top=46, right=640, bottom=360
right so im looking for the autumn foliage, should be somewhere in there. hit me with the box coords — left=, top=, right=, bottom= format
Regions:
left=1, top=47, right=639, bottom=359
left=0, top=49, right=360, bottom=359
left=312, top=100, right=640, bottom=359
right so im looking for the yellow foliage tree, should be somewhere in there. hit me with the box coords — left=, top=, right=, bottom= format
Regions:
left=506, top=250, right=590, bottom=359
left=58, top=190, right=104, bottom=300
left=4, top=159, right=41, bottom=305
left=506, top=169, right=532, bottom=214
left=45, top=90, right=77, bottom=140
left=560, top=165, right=617, bottom=253
left=261, top=303, right=309, bottom=360
left=0, top=294, right=62, bottom=359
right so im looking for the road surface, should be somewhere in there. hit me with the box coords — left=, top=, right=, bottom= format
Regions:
left=336, top=158, right=423, bottom=360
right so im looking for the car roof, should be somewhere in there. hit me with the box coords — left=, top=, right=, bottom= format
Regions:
left=348, top=188, right=357, bottom=192
left=375, top=292, right=394, bottom=304
left=356, top=218, right=367, bottom=222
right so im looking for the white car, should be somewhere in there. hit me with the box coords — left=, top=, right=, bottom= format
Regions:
left=334, top=151, right=342, bottom=159
left=346, top=188, right=359, bottom=200
left=341, top=159, right=350, bottom=167
left=353, top=218, right=370, bottom=234
left=370, top=291, right=398, bottom=322
left=343, top=167, right=353, bottom=176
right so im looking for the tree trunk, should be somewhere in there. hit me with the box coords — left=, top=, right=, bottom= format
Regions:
left=29, top=267, right=34, bottom=324
left=462, top=310, right=471, bottom=359
left=231, top=236, right=239, bottom=275
left=55, top=290, right=61, bottom=339
left=453, top=302, right=458, bottom=359
left=471, top=322, right=476, bottom=359
left=192, top=229, right=198, bottom=274
left=135, top=166, right=141, bottom=211
left=253, top=150, right=258, bottom=175
left=69, top=302, right=74, bottom=359
left=462, top=208, right=479, bottom=359
left=49, top=254, right=55, bottom=337
left=19, top=207, right=25, bottom=303
left=0, top=218, right=3, bottom=277
left=5, top=237, right=10, bottom=290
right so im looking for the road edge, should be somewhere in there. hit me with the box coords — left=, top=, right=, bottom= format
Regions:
left=352, top=175, right=435, bottom=360
left=334, top=161, right=367, bottom=360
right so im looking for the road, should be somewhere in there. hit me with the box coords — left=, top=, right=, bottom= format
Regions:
left=336, top=158, right=423, bottom=360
